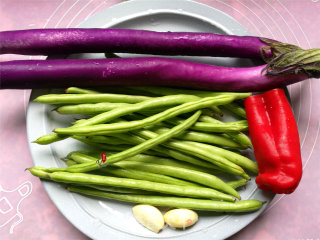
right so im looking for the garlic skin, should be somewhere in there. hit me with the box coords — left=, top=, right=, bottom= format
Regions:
left=164, top=209, right=198, bottom=229
left=132, top=204, right=165, bottom=233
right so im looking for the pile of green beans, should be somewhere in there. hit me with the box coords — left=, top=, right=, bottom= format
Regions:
left=29, top=86, right=264, bottom=213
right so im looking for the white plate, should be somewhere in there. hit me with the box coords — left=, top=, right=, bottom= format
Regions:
left=27, top=0, right=275, bottom=239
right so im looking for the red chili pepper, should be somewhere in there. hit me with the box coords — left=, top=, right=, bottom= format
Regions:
left=244, top=88, right=302, bottom=194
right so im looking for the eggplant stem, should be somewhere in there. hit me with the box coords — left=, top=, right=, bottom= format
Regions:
left=260, top=38, right=320, bottom=78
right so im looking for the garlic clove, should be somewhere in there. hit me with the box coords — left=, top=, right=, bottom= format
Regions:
left=132, top=204, right=165, bottom=233
left=164, top=208, right=198, bottom=229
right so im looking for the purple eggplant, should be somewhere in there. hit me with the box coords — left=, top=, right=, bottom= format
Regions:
left=0, top=57, right=313, bottom=91
left=0, top=28, right=272, bottom=59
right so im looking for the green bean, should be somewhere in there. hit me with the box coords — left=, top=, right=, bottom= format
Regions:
left=65, top=87, right=100, bottom=94
left=127, top=86, right=251, bottom=100
left=72, top=94, right=200, bottom=126
left=67, top=151, right=107, bottom=161
left=54, top=96, right=235, bottom=135
left=222, top=102, right=247, bottom=119
left=226, top=179, right=248, bottom=189
left=154, top=127, right=245, bottom=149
left=153, top=146, right=221, bottom=170
left=68, top=186, right=264, bottom=212
left=33, top=125, right=159, bottom=145
left=74, top=118, right=145, bottom=146
left=28, top=168, right=235, bottom=201
left=115, top=161, right=241, bottom=199
left=99, top=166, right=202, bottom=187
left=65, top=159, right=77, bottom=167
left=33, top=133, right=67, bottom=145
left=183, top=142, right=258, bottom=173
left=118, top=154, right=219, bottom=175
left=133, top=129, right=250, bottom=179
left=28, top=167, right=50, bottom=179
left=71, top=135, right=132, bottom=152
left=69, top=153, right=200, bottom=187
left=224, top=132, right=252, bottom=148
left=56, top=102, right=129, bottom=115
left=79, top=135, right=126, bottom=145
left=166, top=117, right=248, bottom=133
left=92, top=133, right=143, bottom=145
left=34, top=93, right=151, bottom=104
left=48, top=110, right=202, bottom=173
left=136, top=149, right=169, bottom=158
left=200, top=115, right=252, bottom=147
left=111, top=130, right=221, bottom=170
left=114, top=87, right=224, bottom=115
left=82, top=185, right=152, bottom=194
left=166, top=141, right=250, bottom=179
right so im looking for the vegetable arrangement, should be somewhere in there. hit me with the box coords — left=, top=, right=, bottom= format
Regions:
left=0, top=29, right=319, bottom=91
left=27, top=87, right=265, bottom=217
left=0, top=27, right=309, bottom=232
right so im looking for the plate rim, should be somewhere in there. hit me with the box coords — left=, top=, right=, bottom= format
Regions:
left=27, top=0, right=274, bottom=239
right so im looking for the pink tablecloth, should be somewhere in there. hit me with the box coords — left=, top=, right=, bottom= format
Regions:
left=0, top=0, right=319, bottom=239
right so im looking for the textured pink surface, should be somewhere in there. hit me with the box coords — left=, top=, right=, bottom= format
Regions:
left=0, top=0, right=319, bottom=239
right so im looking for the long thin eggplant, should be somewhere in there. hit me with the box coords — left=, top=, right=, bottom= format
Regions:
left=0, top=57, right=313, bottom=91
left=0, top=28, right=272, bottom=59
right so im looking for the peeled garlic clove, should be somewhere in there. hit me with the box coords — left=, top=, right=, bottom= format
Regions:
left=164, top=209, right=198, bottom=229
left=132, top=204, right=164, bottom=233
